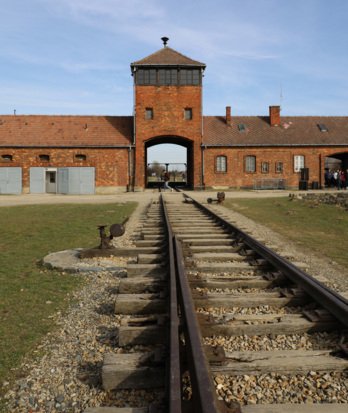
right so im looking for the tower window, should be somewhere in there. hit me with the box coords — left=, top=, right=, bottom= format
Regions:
left=145, top=108, right=154, bottom=120
left=184, top=108, right=192, bottom=120
left=135, top=68, right=201, bottom=86
left=158, top=69, right=178, bottom=85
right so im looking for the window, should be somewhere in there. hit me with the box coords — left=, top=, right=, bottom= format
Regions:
left=275, top=162, right=283, bottom=173
left=1, top=154, right=13, bottom=162
left=261, top=162, right=269, bottom=173
left=192, top=69, right=200, bottom=85
left=75, top=154, right=87, bottom=161
left=145, top=108, right=154, bottom=120
left=39, top=154, right=50, bottom=162
left=216, top=156, right=227, bottom=172
left=136, top=68, right=201, bottom=86
left=238, top=124, right=246, bottom=132
left=245, top=156, right=256, bottom=173
left=137, top=69, right=156, bottom=85
left=184, top=108, right=192, bottom=120
left=180, top=69, right=201, bottom=85
left=158, top=69, right=178, bottom=85
left=318, top=123, right=328, bottom=132
left=294, top=155, right=305, bottom=172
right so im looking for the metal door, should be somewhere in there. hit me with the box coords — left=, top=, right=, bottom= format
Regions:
left=57, top=168, right=69, bottom=194
left=0, top=167, right=22, bottom=194
left=29, top=167, right=46, bottom=193
left=57, top=167, right=95, bottom=194
left=45, top=171, right=57, bottom=193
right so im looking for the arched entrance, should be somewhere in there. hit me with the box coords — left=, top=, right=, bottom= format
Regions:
left=145, top=136, right=194, bottom=189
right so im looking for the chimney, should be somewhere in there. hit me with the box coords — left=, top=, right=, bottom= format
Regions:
left=226, top=106, right=231, bottom=125
left=269, top=105, right=280, bottom=126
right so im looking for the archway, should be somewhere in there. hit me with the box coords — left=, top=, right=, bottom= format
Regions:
left=145, top=136, right=193, bottom=189
left=325, top=152, right=348, bottom=170
left=324, top=152, right=348, bottom=188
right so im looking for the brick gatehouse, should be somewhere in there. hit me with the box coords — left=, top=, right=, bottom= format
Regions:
left=1, top=39, right=348, bottom=194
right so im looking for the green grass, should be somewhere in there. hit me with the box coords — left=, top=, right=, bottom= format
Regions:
left=0, top=202, right=137, bottom=393
left=224, top=197, right=348, bottom=266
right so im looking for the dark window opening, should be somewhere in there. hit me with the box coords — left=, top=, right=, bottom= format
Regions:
left=136, top=68, right=201, bottom=86
left=1, top=154, right=13, bottom=162
left=238, top=124, right=246, bottom=132
left=318, top=123, right=328, bottom=132
left=75, top=154, right=87, bottom=161
left=39, top=154, right=50, bottom=162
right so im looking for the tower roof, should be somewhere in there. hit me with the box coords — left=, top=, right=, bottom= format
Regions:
left=131, top=46, right=206, bottom=69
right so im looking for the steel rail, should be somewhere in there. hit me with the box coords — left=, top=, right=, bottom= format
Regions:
left=161, top=195, right=222, bottom=413
left=161, top=195, right=182, bottom=413
left=185, top=194, right=348, bottom=328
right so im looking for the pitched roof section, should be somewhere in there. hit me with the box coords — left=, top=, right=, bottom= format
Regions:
left=0, top=116, right=133, bottom=147
left=131, top=46, right=206, bottom=68
left=203, top=116, right=348, bottom=146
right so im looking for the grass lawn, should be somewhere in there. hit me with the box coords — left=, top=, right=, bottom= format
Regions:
left=224, top=196, right=348, bottom=267
left=0, top=202, right=137, bottom=393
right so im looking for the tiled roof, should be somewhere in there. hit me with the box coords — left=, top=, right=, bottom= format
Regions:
left=0, top=115, right=133, bottom=147
left=203, top=116, right=348, bottom=146
left=131, top=46, right=206, bottom=67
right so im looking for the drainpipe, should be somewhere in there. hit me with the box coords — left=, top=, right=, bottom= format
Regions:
left=132, top=68, right=136, bottom=145
left=128, top=146, right=134, bottom=192
left=201, top=144, right=206, bottom=190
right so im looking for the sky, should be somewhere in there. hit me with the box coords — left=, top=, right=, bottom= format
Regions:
left=1, top=0, right=348, bottom=164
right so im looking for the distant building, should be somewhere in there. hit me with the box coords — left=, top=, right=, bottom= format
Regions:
left=1, top=38, right=348, bottom=194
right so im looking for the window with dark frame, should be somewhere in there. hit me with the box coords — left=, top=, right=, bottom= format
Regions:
left=216, top=155, right=227, bottom=173
left=261, top=162, right=269, bottom=173
left=275, top=161, right=283, bottom=173
left=245, top=155, right=256, bottom=173
left=1, top=154, right=13, bottom=162
left=184, top=108, right=192, bottom=120
left=145, top=108, right=154, bottom=120
left=135, top=68, right=201, bottom=86
left=75, top=154, right=87, bottom=161
left=39, top=154, right=50, bottom=162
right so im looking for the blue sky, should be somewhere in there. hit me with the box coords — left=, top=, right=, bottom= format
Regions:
left=1, top=0, right=348, bottom=163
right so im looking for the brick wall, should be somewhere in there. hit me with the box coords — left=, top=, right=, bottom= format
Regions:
left=0, top=147, right=129, bottom=192
left=203, top=146, right=346, bottom=189
left=134, top=85, right=203, bottom=189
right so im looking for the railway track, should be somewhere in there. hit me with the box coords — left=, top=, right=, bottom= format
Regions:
left=86, top=192, right=348, bottom=413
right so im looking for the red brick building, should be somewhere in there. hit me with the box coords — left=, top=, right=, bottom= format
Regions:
left=1, top=40, right=348, bottom=194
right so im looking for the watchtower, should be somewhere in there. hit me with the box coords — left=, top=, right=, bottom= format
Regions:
left=130, top=37, right=206, bottom=189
